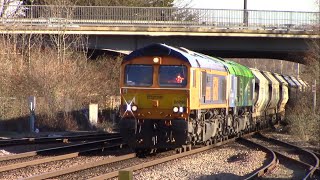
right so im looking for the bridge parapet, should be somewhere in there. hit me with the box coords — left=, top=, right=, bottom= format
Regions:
left=0, top=5, right=319, bottom=35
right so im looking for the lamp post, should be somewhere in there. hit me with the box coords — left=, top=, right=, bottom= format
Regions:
left=30, top=0, right=34, bottom=23
left=243, top=0, right=248, bottom=26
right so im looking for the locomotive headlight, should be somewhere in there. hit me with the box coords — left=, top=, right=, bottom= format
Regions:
left=126, top=105, right=132, bottom=111
left=179, top=107, right=184, bottom=113
left=131, top=105, right=138, bottom=112
left=173, top=106, right=179, bottom=113
left=153, top=57, right=160, bottom=63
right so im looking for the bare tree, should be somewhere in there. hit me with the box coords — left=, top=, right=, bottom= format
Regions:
left=0, top=0, right=26, bottom=18
left=31, top=0, right=177, bottom=7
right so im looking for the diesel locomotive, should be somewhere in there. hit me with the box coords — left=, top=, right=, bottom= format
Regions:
left=119, top=43, right=304, bottom=150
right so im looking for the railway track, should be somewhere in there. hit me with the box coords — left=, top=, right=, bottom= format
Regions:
left=22, top=132, right=262, bottom=179
left=241, top=133, right=320, bottom=179
left=0, top=132, right=120, bottom=147
left=0, top=135, right=122, bottom=161
left=2, top=130, right=317, bottom=179
left=0, top=134, right=126, bottom=179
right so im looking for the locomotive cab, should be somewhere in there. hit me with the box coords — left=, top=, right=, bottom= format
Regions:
left=119, top=46, right=191, bottom=149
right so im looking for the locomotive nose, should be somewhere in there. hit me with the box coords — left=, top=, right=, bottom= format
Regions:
left=121, top=92, right=189, bottom=119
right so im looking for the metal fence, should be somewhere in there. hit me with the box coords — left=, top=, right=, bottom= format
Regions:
left=0, top=5, right=319, bottom=31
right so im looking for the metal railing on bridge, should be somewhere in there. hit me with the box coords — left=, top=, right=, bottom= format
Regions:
left=0, top=5, right=319, bottom=31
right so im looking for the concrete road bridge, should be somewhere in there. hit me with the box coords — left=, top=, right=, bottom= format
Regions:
left=0, top=5, right=319, bottom=63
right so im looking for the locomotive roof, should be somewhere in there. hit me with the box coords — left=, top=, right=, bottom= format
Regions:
left=218, top=59, right=254, bottom=78
left=124, top=43, right=227, bottom=72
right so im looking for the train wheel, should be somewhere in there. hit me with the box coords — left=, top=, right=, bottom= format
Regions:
left=176, top=147, right=183, bottom=154
left=136, top=148, right=154, bottom=157
left=233, top=118, right=240, bottom=135
left=186, top=144, right=192, bottom=151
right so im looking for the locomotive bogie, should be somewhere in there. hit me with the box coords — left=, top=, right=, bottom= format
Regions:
left=119, top=118, right=188, bottom=149
left=187, top=108, right=227, bottom=144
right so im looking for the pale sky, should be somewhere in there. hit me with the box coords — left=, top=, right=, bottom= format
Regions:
left=187, top=0, right=319, bottom=12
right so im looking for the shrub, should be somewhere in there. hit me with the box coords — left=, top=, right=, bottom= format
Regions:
left=286, top=94, right=320, bottom=142
left=0, top=34, right=122, bottom=131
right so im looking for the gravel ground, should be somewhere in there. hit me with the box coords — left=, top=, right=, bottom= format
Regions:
left=264, top=131, right=320, bottom=153
left=249, top=137, right=301, bottom=161
left=262, top=163, right=295, bottom=179
left=133, top=143, right=266, bottom=180
left=58, top=150, right=175, bottom=179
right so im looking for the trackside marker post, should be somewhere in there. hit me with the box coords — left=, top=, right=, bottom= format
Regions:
left=312, top=80, right=316, bottom=114
left=89, top=103, right=98, bottom=127
left=28, top=96, right=36, bottom=132
left=118, top=170, right=133, bottom=180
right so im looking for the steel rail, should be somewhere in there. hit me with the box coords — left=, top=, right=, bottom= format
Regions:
left=0, top=143, right=125, bottom=173
left=236, top=138, right=278, bottom=179
left=88, top=132, right=258, bottom=180
left=0, top=132, right=120, bottom=146
left=0, top=137, right=121, bottom=162
left=273, top=150, right=320, bottom=179
left=24, top=153, right=136, bottom=180
left=255, top=132, right=320, bottom=179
